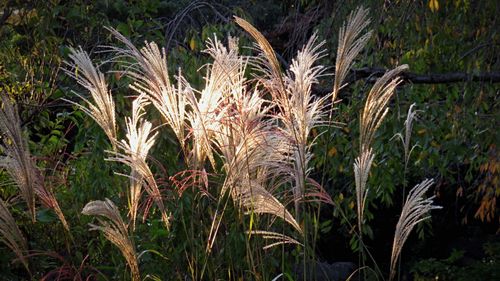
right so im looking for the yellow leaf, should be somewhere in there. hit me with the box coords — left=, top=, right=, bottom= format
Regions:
left=429, top=0, right=440, bottom=12
left=339, top=193, right=344, bottom=201
left=349, top=201, right=355, bottom=209
left=328, top=147, right=337, bottom=157
left=189, top=38, right=196, bottom=50
left=431, top=140, right=440, bottom=148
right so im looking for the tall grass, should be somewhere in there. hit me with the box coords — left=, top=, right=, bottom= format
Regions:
left=355, top=65, right=408, bottom=235
left=104, top=27, right=187, bottom=154
left=25, top=6, right=443, bottom=280
left=0, top=199, right=29, bottom=272
left=0, top=94, right=37, bottom=221
left=63, top=48, right=117, bottom=149
left=106, top=94, right=169, bottom=230
left=82, top=198, right=140, bottom=281
left=332, top=6, right=372, bottom=104
left=389, top=179, right=442, bottom=281
left=0, top=94, right=69, bottom=231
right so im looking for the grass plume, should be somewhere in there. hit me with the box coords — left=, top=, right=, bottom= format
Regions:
left=359, top=64, right=408, bottom=151
left=280, top=34, right=329, bottom=216
left=234, top=16, right=284, bottom=89
left=394, top=103, right=420, bottom=170
left=0, top=95, right=69, bottom=231
left=0, top=199, right=29, bottom=272
left=332, top=6, right=372, bottom=103
left=389, top=179, right=441, bottom=281
left=106, top=94, right=169, bottom=230
left=247, top=230, right=302, bottom=250
left=184, top=36, right=241, bottom=169
left=63, top=47, right=117, bottom=148
left=82, top=198, right=140, bottom=281
left=353, top=147, right=374, bottom=232
left=0, top=94, right=36, bottom=221
left=105, top=28, right=187, bottom=152
left=354, top=64, right=407, bottom=253
left=204, top=36, right=302, bottom=252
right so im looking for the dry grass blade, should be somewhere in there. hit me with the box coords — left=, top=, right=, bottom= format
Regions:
left=234, top=16, right=284, bottom=88
left=353, top=147, right=374, bottom=232
left=82, top=199, right=140, bottom=281
left=360, top=64, right=408, bottom=151
left=389, top=179, right=441, bottom=281
left=63, top=47, right=117, bottom=148
left=0, top=95, right=69, bottom=231
left=0, top=199, right=29, bottom=272
left=247, top=230, right=302, bottom=250
left=333, top=6, right=372, bottom=103
left=106, top=95, right=169, bottom=230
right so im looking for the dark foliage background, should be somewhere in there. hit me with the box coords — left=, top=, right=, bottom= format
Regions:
left=0, top=0, right=498, bottom=280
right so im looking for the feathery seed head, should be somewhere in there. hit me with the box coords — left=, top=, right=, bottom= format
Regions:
left=82, top=199, right=140, bottom=281
left=64, top=47, right=117, bottom=148
left=0, top=199, right=29, bottom=272
left=360, top=64, right=408, bottom=151
left=389, top=179, right=441, bottom=281
left=333, top=6, right=372, bottom=103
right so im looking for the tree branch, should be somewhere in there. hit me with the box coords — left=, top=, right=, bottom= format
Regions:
left=314, top=67, right=500, bottom=96
left=0, top=7, right=12, bottom=28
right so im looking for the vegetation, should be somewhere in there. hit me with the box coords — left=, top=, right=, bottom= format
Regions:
left=0, top=1, right=498, bottom=280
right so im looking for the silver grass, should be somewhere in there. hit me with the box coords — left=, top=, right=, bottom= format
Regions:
left=106, top=95, right=169, bottom=230
left=354, top=64, right=407, bottom=236
left=353, top=148, right=374, bottom=232
left=247, top=230, right=302, bottom=250
left=0, top=95, right=69, bottom=231
left=360, top=64, right=408, bottom=151
left=235, top=18, right=330, bottom=222
left=237, top=181, right=302, bottom=233
left=279, top=34, right=329, bottom=216
left=203, top=36, right=245, bottom=99
left=0, top=95, right=36, bottom=220
left=282, top=33, right=328, bottom=146
left=0, top=199, right=29, bottom=272
left=105, top=28, right=187, bottom=151
left=332, top=6, right=372, bottom=103
left=184, top=36, right=242, bottom=169
left=205, top=37, right=302, bottom=252
left=389, top=179, right=441, bottom=281
left=234, top=16, right=284, bottom=90
left=63, top=47, right=117, bottom=148
left=394, top=103, right=421, bottom=170
left=33, top=181, right=70, bottom=232
left=82, top=199, right=140, bottom=281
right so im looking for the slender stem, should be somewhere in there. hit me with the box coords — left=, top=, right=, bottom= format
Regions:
left=397, top=162, right=408, bottom=281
